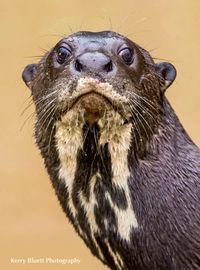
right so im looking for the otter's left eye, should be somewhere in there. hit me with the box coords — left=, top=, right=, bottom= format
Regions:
left=119, top=48, right=134, bottom=65
left=56, top=47, right=71, bottom=64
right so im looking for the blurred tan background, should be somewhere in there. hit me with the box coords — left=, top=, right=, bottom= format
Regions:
left=0, top=0, right=199, bottom=269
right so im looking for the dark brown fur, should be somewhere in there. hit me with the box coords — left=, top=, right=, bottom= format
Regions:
left=22, top=31, right=200, bottom=270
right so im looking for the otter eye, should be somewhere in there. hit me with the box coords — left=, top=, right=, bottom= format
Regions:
left=56, top=47, right=71, bottom=64
left=119, top=48, right=134, bottom=65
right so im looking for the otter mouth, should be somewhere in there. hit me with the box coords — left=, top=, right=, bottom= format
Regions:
left=61, top=77, right=131, bottom=125
left=70, top=91, right=113, bottom=124
left=71, top=91, right=113, bottom=109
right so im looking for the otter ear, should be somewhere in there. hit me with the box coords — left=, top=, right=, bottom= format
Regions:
left=22, top=64, right=37, bottom=90
left=155, top=62, right=176, bottom=92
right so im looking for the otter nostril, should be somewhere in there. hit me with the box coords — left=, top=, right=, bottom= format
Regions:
left=104, top=60, right=113, bottom=73
left=74, top=59, right=83, bottom=72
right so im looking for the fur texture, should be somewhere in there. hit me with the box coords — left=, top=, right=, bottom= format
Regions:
left=22, top=31, right=200, bottom=270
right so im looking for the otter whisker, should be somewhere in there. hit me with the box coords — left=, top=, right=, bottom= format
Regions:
left=128, top=101, right=150, bottom=141
left=34, top=90, right=59, bottom=106
left=47, top=107, right=58, bottom=154
left=134, top=103, right=154, bottom=137
left=21, top=90, right=58, bottom=117
left=128, top=90, right=157, bottom=112
left=36, top=96, right=57, bottom=117
left=126, top=29, right=150, bottom=38
left=131, top=119, right=139, bottom=153
left=21, top=93, right=33, bottom=107
left=128, top=97, right=158, bottom=130
left=108, top=17, right=113, bottom=31
left=24, top=55, right=43, bottom=59
left=20, top=97, right=58, bottom=131
left=38, top=105, right=57, bottom=133
left=133, top=116, right=143, bottom=147
left=116, top=12, right=136, bottom=32
left=20, top=98, right=36, bottom=117
left=20, top=110, right=35, bottom=131
left=37, top=99, right=57, bottom=130
left=22, top=97, right=58, bottom=131
left=128, top=91, right=158, bottom=122
left=128, top=105, right=143, bottom=146
left=43, top=105, right=58, bottom=135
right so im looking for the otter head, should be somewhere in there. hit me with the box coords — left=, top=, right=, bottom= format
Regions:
left=22, top=31, right=176, bottom=155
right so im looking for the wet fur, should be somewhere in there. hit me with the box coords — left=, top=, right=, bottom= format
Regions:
left=23, top=31, right=200, bottom=270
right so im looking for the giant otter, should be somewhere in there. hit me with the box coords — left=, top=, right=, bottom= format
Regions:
left=22, top=31, right=200, bottom=270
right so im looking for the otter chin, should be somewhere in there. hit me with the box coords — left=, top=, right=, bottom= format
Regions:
left=78, top=94, right=110, bottom=125
left=71, top=88, right=113, bottom=125
left=22, top=31, right=200, bottom=270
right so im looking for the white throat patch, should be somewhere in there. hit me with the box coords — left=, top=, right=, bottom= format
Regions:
left=55, top=78, right=138, bottom=248
left=99, top=115, right=138, bottom=241
left=55, top=109, right=84, bottom=218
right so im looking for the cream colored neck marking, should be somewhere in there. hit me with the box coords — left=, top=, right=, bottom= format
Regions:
left=55, top=78, right=138, bottom=263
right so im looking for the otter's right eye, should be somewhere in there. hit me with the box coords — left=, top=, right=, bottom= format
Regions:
left=56, top=47, right=71, bottom=64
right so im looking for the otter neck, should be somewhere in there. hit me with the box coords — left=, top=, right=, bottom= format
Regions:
left=39, top=99, right=184, bottom=269
left=54, top=111, right=138, bottom=264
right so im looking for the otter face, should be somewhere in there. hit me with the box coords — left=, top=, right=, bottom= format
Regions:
left=22, top=31, right=176, bottom=137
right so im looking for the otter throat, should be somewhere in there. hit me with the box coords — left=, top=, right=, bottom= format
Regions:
left=55, top=78, right=138, bottom=245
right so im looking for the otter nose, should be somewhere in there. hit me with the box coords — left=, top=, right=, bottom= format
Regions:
left=72, top=52, right=115, bottom=76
